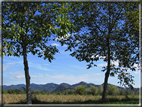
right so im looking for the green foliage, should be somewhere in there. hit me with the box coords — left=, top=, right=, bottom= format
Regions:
left=125, top=89, right=135, bottom=95
left=86, top=88, right=91, bottom=95
left=2, top=90, right=8, bottom=94
left=58, top=2, right=139, bottom=91
left=31, top=90, right=48, bottom=95
left=55, top=92, right=62, bottom=95
left=3, top=89, right=25, bottom=94
left=2, top=2, right=74, bottom=104
left=2, top=89, right=50, bottom=95
left=90, top=85, right=98, bottom=95
left=75, top=85, right=87, bottom=95
left=2, top=2, right=72, bottom=61
left=98, top=85, right=103, bottom=95
left=63, top=89, right=75, bottom=95
left=119, top=89, right=125, bottom=95
left=107, top=85, right=119, bottom=95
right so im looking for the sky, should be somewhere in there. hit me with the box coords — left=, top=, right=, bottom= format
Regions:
left=3, top=38, right=140, bottom=88
left=2, top=2, right=140, bottom=88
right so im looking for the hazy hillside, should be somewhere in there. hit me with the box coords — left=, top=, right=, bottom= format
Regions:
left=3, top=81, right=139, bottom=93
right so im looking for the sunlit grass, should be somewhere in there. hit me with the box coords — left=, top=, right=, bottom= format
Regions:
left=3, top=94, right=139, bottom=104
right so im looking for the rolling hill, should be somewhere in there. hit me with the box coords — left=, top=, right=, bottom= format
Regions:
left=3, top=81, right=138, bottom=93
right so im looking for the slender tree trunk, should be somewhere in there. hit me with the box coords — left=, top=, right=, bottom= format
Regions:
left=101, top=64, right=110, bottom=102
left=23, top=45, right=32, bottom=104
left=102, top=3, right=111, bottom=102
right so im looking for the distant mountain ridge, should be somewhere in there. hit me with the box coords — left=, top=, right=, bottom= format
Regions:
left=3, top=81, right=138, bottom=93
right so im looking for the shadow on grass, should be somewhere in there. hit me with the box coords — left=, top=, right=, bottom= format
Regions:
left=8, top=95, right=139, bottom=104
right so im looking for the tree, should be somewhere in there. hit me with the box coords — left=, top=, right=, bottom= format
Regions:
left=7, top=89, right=14, bottom=94
left=75, top=85, right=87, bottom=95
left=125, top=88, right=135, bottom=95
left=107, top=85, right=119, bottom=95
left=119, top=89, right=125, bottom=95
left=2, top=2, right=72, bottom=104
left=98, top=85, right=103, bottom=95
left=58, top=2, right=139, bottom=102
left=63, top=89, right=75, bottom=95
left=90, top=85, right=98, bottom=95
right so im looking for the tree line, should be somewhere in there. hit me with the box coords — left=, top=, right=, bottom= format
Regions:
left=2, top=85, right=139, bottom=96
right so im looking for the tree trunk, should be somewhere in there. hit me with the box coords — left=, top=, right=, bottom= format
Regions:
left=101, top=3, right=111, bottom=102
left=101, top=65, right=110, bottom=102
left=23, top=45, right=32, bottom=104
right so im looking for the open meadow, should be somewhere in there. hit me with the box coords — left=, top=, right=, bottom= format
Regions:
left=3, top=94, right=139, bottom=104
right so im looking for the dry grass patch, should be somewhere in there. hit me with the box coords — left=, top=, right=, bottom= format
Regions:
left=3, top=94, right=26, bottom=104
left=3, top=94, right=139, bottom=104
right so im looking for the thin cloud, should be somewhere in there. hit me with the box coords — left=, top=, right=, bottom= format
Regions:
left=91, top=54, right=106, bottom=59
left=29, top=62, right=51, bottom=71
left=9, top=71, right=24, bottom=75
left=16, top=75, right=25, bottom=79
left=98, top=63, right=107, bottom=67
left=51, top=43, right=60, bottom=46
left=9, top=71, right=25, bottom=79
left=94, top=73, right=103, bottom=76
left=30, top=73, right=104, bottom=84
left=134, top=71, right=139, bottom=74
left=10, top=77, right=16, bottom=79
left=63, top=45, right=68, bottom=47
left=7, top=63, right=16, bottom=65
left=133, top=63, right=140, bottom=69
left=72, top=65, right=85, bottom=69
left=3, top=63, right=16, bottom=71
left=111, top=60, right=119, bottom=66
left=75, top=40, right=80, bottom=43
left=3, top=64, right=9, bottom=71
left=56, top=33, right=71, bottom=41
left=98, top=60, right=119, bottom=67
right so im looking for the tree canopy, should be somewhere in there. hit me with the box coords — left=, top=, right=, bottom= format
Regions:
left=57, top=2, right=139, bottom=101
left=2, top=2, right=72, bottom=61
left=2, top=2, right=73, bottom=104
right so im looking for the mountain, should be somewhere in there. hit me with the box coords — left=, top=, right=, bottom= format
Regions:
left=30, top=83, right=58, bottom=93
left=71, top=81, right=100, bottom=89
left=52, top=85, right=68, bottom=93
left=3, top=81, right=138, bottom=93
left=3, top=84, right=26, bottom=90
left=71, top=81, right=88, bottom=88
left=59, top=83, right=71, bottom=88
left=3, top=83, right=59, bottom=93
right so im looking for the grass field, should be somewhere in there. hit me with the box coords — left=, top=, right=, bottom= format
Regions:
left=3, top=94, right=139, bottom=104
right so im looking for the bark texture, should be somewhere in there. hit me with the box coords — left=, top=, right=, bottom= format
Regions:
left=22, top=40, right=32, bottom=104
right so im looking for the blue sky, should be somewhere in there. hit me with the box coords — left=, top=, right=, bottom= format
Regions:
left=3, top=37, right=140, bottom=88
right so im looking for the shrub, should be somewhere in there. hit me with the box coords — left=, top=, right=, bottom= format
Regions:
left=120, top=89, right=125, bottom=95
left=75, top=85, right=87, bottom=95
left=107, top=85, right=119, bottom=95
left=63, top=89, right=75, bottom=95
left=90, top=85, right=98, bottom=95
left=98, top=85, right=103, bottom=95
left=56, top=92, right=62, bottom=95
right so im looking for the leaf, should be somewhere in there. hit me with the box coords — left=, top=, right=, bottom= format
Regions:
left=94, top=64, right=97, bottom=67
left=3, top=52, right=6, bottom=56
left=87, top=64, right=92, bottom=69
left=110, top=72, right=114, bottom=77
left=70, top=52, right=76, bottom=57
